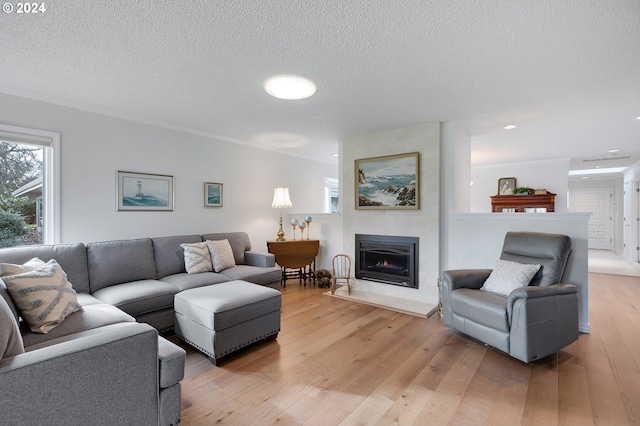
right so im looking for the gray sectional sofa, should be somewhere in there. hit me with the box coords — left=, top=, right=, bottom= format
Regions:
left=0, top=231, right=281, bottom=425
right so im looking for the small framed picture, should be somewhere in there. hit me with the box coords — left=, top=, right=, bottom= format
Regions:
left=117, top=171, right=174, bottom=211
left=498, top=177, right=516, bottom=195
left=204, top=182, right=223, bottom=207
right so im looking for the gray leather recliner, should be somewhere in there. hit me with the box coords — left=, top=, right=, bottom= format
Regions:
left=441, top=231, right=579, bottom=363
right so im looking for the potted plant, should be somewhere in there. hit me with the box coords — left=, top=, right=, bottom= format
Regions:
left=513, top=187, right=532, bottom=195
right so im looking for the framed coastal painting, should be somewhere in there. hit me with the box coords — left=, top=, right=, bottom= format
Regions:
left=355, top=152, right=419, bottom=210
left=204, top=182, right=223, bottom=207
left=117, top=171, right=174, bottom=211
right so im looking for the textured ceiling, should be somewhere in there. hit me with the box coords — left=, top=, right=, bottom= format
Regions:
left=1, top=0, right=639, bottom=171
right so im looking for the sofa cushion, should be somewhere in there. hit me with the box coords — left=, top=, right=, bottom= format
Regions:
left=181, top=242, right=213, bottom=274
left=1, top=258, right=83, bottom=334
left=206, top=239, right=235, bottom=272
left=160, top=272, right=229, bottom=292
left=451, top=288, right=509, bottom=332
left=86, top=238, right=157, bottom=292
left=0, top=243, right=90, bottom=293
left=0, top=295, right=24, bottom=359
left=22, top=303, right=135, bottom=349
left=481, top=259, right=541, bottom=297
left=201, top=232, right=251, bottom=265
left=92, top=279, right=178, bottom=317
left=219, top=265, right=283, bottom=287
left=152, top=234, right=203, bottom=279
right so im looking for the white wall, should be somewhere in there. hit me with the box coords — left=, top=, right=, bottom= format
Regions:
left=342, top=122, right=441, bottom=312
left=447, top=213, right=590, bottom=333
left=0, top=93, right=338, bottom=256
left=471, top=158, right=571, bottom=212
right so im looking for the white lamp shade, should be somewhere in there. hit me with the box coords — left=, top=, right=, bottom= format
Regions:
left=272, top=187, right=293, bottom=208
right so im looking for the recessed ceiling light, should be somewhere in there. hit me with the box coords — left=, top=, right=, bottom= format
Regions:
left=331, top=153, right=339, bottom=157
left=608, top=149, right=620, bottom=153
left=636, top=116, right=640, bottom=120
left=264, top=75, right=316, bottom=100
left=503, top=124, right=517, bottom=130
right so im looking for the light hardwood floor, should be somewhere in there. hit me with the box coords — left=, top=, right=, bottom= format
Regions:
left=172, top=273, right=640, bottom=425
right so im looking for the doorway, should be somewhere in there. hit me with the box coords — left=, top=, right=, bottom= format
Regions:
left=571, top=188, right=613, bottom=250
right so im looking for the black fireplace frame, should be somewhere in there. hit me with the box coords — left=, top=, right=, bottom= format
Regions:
left=355, top=234, right=419, bottom=288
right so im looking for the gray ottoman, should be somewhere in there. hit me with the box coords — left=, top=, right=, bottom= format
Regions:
left=174, top=280, right=281, bottom=365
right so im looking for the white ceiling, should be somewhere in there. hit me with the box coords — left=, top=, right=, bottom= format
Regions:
left=1, top=1, right=639, bottom=171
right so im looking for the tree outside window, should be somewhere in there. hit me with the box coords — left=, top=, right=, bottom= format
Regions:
left=0, top=141, right=43, bottom=247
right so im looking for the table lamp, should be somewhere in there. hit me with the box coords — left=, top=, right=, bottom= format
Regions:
left=272, top=187, right=292, bottom=241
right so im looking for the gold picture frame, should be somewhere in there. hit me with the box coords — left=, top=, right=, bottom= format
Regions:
left=355, top=152, right=419, bottom=210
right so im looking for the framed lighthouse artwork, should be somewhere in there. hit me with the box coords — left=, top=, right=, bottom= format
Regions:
left=117, top=171, right=174, bottom=211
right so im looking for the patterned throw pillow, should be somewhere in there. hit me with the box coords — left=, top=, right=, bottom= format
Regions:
left=180, top=242, right=213, bottom=274
left=205, top=239, right=236, bottom=272
left=0, top=258, right=83, bottom=334
left=481, top=259, right=541, bottom=297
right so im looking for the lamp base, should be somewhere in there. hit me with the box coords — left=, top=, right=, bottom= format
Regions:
left=276, top=212, right=286, bottom=241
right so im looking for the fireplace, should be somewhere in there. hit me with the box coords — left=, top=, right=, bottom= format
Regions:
left=355, top=234, right=419, bottom=288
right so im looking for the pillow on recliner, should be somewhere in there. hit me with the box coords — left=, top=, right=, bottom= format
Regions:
left=481, top=259, right=541, bottom=297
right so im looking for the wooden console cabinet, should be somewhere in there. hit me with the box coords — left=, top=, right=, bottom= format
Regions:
left=490, top=192, right=556, bottom=213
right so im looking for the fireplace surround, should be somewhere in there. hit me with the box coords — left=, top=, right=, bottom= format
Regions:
left=355, top=234, right=419, bottom=288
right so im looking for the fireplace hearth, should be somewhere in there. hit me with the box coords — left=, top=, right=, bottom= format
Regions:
left=355, top=234, right=419, bottom=288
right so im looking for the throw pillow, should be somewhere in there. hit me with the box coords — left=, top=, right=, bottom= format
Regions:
left=481, top=259, right=541, bottom=297
left=180, top=242, right=213, bottom=274
left=205, top=239, right=236, bottom=272
left=0, top=258, right=83, bottom=334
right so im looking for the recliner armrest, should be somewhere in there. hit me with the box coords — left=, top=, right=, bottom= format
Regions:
left=245, top=251, right=276, bottom=268
left=507, top=283, right=577, bottom=323
left=508, top=283, right=577, bottom=301
left=442, top=269, right=492, bottom=291
left=441, top=269, right=492, bottom=328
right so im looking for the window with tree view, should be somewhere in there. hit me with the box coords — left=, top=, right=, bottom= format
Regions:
left=0, top=141, right=44, bottom=246
left=0, top=124, right=59, bottom=247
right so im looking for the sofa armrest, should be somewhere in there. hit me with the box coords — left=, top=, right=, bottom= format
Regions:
left=0, top=322, right=160, bottom=426
left=245, top=251, right=276, bottom=268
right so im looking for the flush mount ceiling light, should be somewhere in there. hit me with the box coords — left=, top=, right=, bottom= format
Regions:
left=264, top=75, right=316, bottom=100
left=503, top=124, right=517, bottom=130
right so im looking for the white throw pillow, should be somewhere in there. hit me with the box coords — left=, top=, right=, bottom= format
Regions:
left=180, top=242, right=213, bottom=274
left=0, top=258, right=83, bottom=334
left=481, top=259, right=541, bottom=297
left=205, top=239, right=236, bottom=272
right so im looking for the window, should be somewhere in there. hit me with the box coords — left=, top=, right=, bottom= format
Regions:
left=0, top=124, right=60, bottom=245
left=323, top=177, right=339, bottom=213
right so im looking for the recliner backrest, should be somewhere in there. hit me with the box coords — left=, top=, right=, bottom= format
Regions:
left=500, top=232, right=572, bottom=286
